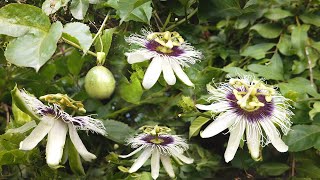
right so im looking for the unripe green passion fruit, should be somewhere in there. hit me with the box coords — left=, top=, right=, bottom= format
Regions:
left=84, top=66, right=116, bottom=99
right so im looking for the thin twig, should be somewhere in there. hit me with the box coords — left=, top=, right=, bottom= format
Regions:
left=291, top=155, right=295, bottom=177
left=305, top=47, right=314, bottom=86
left=62, top=37, right=97, bottom=57
left=91, top=11, right=111, bottom=48
left=161, top=12, right=172, bottom=32
left=166, top=8, right=198, bottom=31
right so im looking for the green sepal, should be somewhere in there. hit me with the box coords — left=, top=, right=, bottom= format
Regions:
left=11, top=85, right=41, bottom=121
left=67, top=137, right=86, bottom=176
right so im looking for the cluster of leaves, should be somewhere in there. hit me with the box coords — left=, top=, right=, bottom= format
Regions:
left=1, top=0, right=320, bottom=179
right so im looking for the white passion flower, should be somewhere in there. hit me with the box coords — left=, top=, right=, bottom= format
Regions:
left=119, top=125, right=193, bottom=179
left=125, top=30, right=202, bottom=89
left=196, top=76, right=293, bottom=162
left=11, top=86, right=107, bottom=168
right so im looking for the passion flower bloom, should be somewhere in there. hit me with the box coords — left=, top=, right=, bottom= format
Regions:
left=125, top=30, right=202, bottom=89
left=196, top=77, right=293, bottom=162
left=119, top=125, right=193, bottom=179
left=11, top=87, right=107, bottom=168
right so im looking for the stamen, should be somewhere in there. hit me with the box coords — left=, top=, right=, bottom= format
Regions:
left=147, top=31, right=184, bottom=50
left=40, top=94, right=86, bottom=113
left=229, top=79, right=275, bottom=111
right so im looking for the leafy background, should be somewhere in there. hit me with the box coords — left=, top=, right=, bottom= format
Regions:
left=1, top=0, right=320, bottom=179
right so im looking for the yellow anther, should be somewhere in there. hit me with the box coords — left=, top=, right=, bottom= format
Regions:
left=147, top=31, right=184, bottom=50
left=40, top=94, right=86, bottom=113
left=265, top=95, right=272, bottom=102
left=140, top=125, right=171, bottom=136
left=249, top=101, right=264, bottom=107
left=230, top=78, right=276, bottom=111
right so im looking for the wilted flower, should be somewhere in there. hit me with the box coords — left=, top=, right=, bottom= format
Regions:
left=125, top=29, right=202, bottom=89
left=119, top=125, right=193, bottom=179
left=196, top=76, right=293, bottom=162
left=12, top=87, right=107, bottom=168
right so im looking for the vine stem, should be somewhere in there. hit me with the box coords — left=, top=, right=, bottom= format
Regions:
left=178, top=112, right=212, bottom=119
left=62, top=12, right=110, bottom=58
left=161, top=12, right=172, bottom=32
left=91, top=11, right=110, bottom=50
left=166, top=8, right=198, bottom=31
left=305, top=47, right=314, bottom=87
left=62, top=37, right=97, bottom=57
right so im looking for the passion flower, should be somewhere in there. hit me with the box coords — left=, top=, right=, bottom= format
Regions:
left=84, top=66, right=116, bottom=99
left=196, top=76, right=293, bottom=162
left=119, top=125, right=193, bottom=179
left=125, top=29, right=202, bottom=89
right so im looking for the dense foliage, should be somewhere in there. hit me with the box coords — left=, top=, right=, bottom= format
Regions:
left=1, top=0, right=320, bottom=179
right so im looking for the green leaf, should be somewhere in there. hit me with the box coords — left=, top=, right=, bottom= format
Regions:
left=63, top=22, right=93, bottom=52
left=67, top=138, right=85, bottom=176
left=119, top=73, right=143, bottom=104
left=283, top=125, right=320, bottom=152
left=118, top=0, right=152, bottom=24
left=257, top=163, right=290, bottom=176
left=247, top=53, right=284, bottom=80
left=250, top=24, right=282, bottom=39
left=309, top=102, right=320, bottom=120
left=240, top=43, right=275, bottom=60
left=291, top=24, right=310, bottom=58
left=189, top=116, right=210, bottom=138
left=103, top=119, right=135, bottom=144
left=42, top=0, right=70, bottom=15
left=292, top=60, right=306, bottom=74
left=296, top=162, right=320, bottom=178
left=300, top=13, right=320, bottom=27
left=264, top=8, right=292, bottom=20
left=277, top=34, right=295, bottom=56
left=0, top=3, right=50, bottom=37
left=67, top=50, right=85, bottom=76
left=94, top=28, right=115, bottom=57
left=70, top=0, right=89, bottom=20
left=5, top=21, right=63, bottom=71
left=222, top=67, right=255, bottom=77
left=278, top=77, right=320, bottom=98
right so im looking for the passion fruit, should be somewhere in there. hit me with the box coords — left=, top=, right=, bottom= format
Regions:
left=84, top=66, right=116, bottom=99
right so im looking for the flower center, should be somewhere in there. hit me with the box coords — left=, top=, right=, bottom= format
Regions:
left=229, top=79, right=275, bottom=112
left=141, top=134, right=174, bottom=146
left=140, top=125, right=173, bottom=145
left=147, top=31, right=184, bottom=54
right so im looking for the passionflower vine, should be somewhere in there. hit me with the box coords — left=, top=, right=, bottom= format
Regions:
left=119, top=125, right=193, bottom=179
left=196, top=76, right=293, bottom=162
left=125, top=30, right=202, bottom=89
left=11, top=86, right=107, bottom=168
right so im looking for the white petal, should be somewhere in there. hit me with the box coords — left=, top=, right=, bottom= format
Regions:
left=224, top=120, right=246, bottom=163
left=246, top=124, right=261, bottom=159
left=151, top=149, right=160, bottom=179
left=119, top=146, right=145, bottom=158
left=162, top=60, right=176, bottom=85
left=142, top=57, right=162, bottom=89
left=173, top=152, right=194, bottom=164
left=200, top=112, right=236, bottom=138
left=46, top=119, right=68, bottom=168
left=160, top=155, right=175, bottom=178
left=260, top=121, right=288, bottom=152
left=126, top=51, right=151, bottom=64
left=129, top=148, right=152, bottom=173
left=195, top=104, right=216, bottom=111
left=171, top=60, right=194, bottom=87
left=19, top=116, right=55, bottom=150
left=68, top=123, right=96, bottom=161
